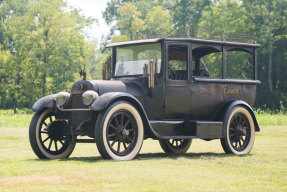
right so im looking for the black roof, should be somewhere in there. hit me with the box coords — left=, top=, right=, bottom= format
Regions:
left=106, top=38, right=260, bottom=48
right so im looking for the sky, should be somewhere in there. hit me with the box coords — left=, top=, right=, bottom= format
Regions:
left=66, top=0, right=111, bottom=43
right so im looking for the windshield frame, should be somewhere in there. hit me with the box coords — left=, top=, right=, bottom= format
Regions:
left=112, top=42, right=163, bottom=78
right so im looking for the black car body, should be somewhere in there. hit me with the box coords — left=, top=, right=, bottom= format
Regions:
left=29, top=38, right=260, bottom=160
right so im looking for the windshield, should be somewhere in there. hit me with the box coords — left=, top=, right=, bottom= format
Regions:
left=115, top=43, right=161, bottom=76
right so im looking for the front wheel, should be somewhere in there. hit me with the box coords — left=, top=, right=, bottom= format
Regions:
left=95, top=101, right=144, bottom=161
left=220, top=106, right=255, bottom=155
left=159, top=139, right=192, bottom=154
left=29, top=109, right=75, bottom=159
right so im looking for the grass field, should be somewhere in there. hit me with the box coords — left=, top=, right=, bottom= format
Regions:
left=0, top=109, right=287, bottom=191
left=0, top=125, right=287, bottom=191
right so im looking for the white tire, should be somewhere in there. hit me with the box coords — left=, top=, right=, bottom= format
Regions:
left=221, top=106, right=255, bottom=155
left=95, top=101, right=144, bottom=161
left=29, top=109, right=75, bottom=159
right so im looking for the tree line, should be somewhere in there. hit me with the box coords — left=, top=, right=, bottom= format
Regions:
left=0, top=0, right=286, bottom=112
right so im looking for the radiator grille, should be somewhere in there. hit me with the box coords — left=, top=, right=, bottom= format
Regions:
left=71, top=94, right=86, bottom=108
left=62, top=93, right=89, bottom=109
left=69, top=94, right=91, bottom=129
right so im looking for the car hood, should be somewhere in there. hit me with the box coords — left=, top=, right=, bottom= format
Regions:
left=71, top=80, right=126, bottom=95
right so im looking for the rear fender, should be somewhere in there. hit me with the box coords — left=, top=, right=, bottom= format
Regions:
left=32, top=94, right=57, bottom=112
left=213, top=100, right=260, bottom=132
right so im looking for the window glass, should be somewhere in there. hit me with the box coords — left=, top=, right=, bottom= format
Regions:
left=115, top=43, right=161, bottom=76
left=168, top=45, right=188, bottom=80
left=226, top=50, right=254, bottom=79
left=192, top=46, right=222, bottom=78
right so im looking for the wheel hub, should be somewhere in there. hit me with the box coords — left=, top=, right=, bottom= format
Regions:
left=46, top=120, right=69, bottom=140
left=122, top=129, right=129, bottom=136
left=117, top=128, right=129, bottom=140
left=235, top=125, right=246, bottom=139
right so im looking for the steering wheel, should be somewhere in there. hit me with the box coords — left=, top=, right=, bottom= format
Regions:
left=168, top=67, right=175, bottom=80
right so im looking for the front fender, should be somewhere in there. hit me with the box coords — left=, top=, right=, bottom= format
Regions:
left=91, top=92, right=140, bottom=111
left=32, top=94, right=57, bottom=112
left=91, top=92, right=159, bottom=139
left=214, top=100, right=260, bottom=132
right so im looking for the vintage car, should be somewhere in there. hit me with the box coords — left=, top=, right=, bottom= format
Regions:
left=29, top=37, right=261, bottom=160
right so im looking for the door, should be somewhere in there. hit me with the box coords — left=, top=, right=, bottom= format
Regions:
left=163, top=42, right=191, bottom=119
left=189, top=43, right=224, bottom=120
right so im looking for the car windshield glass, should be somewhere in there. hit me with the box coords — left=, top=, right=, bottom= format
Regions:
left=115, top=43, right=161, bottom=76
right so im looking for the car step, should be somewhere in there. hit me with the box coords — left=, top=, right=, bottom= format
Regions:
left=149, top=120, right=223, bottom=139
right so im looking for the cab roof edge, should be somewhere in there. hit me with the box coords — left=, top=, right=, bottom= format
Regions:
left=105, top=38, right=260, bottom=48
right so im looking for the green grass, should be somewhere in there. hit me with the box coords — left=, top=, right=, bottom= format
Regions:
left=1, top=108, right=287, bottom=127
left=0, top=126, right=287, bottom=191
left=0, top=109, right=286, bottom=191
left=254, top=109, right=287, bottom=126
left=0, top=109, right=33, bottom=127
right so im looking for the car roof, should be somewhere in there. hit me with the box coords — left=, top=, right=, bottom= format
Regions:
left=106, top=38, right=260, bottom=48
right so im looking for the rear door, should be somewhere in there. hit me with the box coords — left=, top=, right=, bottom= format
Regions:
left=189, top=43, right=224, bottom=120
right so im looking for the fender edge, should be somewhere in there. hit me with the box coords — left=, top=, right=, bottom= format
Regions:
left=214, top=100, right=260, bottom=132
left=32, top=94, right=57, bottom=112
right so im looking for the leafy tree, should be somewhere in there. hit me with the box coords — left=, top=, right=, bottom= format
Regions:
left=90, top=52, right=106, bottom=80
left=0, top=50, right=12, bottom=108
left=0, top=0, right=30, bottom=112
left=242, top=0, right=287, bottom=109
left=145, top=6, right=174, bottom=38
left=111, top=35, right=130, bottom=43
left=103, top=1, right=174, bottom=42
left=172, top=0, right=212, bottom=37
left=117, top=2, right=146, bottom=40
left=103, top=0, right=120, bottom=25
left=0, top=0, right=97, bottom=112
left=198, top=0, right=250, bottom=38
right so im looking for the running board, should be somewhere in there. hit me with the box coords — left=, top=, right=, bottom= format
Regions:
left=149, top=120, right=223, bottom=139
left=75, top=139, right=95, bottom=143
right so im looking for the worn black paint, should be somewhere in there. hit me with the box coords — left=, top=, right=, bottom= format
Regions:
left=33, top=38, right=260, bottom=140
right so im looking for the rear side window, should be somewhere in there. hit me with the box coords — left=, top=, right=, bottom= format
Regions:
left=192, top=45, right=222, bottom=78
left=199, top=52, right=222, bottom=78
left=226, top=50, right=254, bottom=79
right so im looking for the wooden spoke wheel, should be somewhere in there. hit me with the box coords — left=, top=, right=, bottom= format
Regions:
left=159, top=139, right=192, bottom=154
left=95, top=101, right=144, bottom=161
left=29, top=109, right=75, bottom=159
left=221, top=106, right=255, bottom=155
left=106, top=110, right=138, bottom=156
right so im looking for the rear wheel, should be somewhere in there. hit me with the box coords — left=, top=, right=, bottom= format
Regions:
left=29, top=109, right=75, bottom=159
left=95, top=101, right=144, bottom=160
left=159, top=139, right=192, bottom=154
left=220, top=106, right=255, bottom=155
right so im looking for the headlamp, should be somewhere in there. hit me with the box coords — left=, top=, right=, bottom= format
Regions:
left=56, top=92, right=70, bottom=106
left=82, top=90, right=99, bottom=105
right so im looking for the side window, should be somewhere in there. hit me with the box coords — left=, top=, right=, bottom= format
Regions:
left=226, top=49, right=254, bottom=79
left=168, top=45, right=188, bottom=80
left=192, top=46, right=222, bottom=78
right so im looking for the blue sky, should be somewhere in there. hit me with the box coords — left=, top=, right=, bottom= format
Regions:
left=66, top=0, right=111, bottom=43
